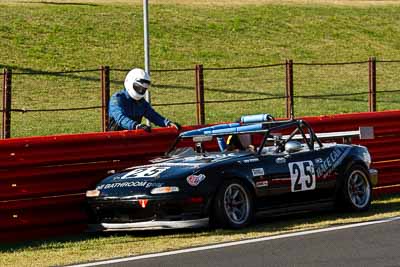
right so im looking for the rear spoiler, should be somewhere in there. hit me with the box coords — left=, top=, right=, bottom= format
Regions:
left=281, top=126, right=374, bottom=143
left=316, top=127, right=374, bottom=140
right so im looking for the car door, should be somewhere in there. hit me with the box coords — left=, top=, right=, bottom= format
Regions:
left=252, top=152, right=295, bottom=210
left=254, top=145, right=338, bottom=210
left=285, top=146, right=338, bottom=203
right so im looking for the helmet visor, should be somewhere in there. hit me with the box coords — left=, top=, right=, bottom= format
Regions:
left=132, top=82, right=149, bottom=95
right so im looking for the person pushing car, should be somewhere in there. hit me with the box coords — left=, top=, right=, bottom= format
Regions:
left=108, top=68, right=181, bottom=132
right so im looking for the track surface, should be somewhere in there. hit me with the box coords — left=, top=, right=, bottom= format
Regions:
left=72, top=217, right=400, bottom=267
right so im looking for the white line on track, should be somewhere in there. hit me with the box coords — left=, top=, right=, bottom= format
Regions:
left=68, top=216, right=400, bottom=267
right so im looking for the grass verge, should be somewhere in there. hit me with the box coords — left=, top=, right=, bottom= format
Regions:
left=1, top=2, right=400, bottom=137
left=1, top=192, right=400, bottom=267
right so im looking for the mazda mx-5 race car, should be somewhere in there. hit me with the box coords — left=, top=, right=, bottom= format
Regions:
left=86, top=114, right=378, bottom=230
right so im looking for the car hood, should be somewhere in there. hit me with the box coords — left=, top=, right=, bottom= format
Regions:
left=94, top=151, right=251, bottom=197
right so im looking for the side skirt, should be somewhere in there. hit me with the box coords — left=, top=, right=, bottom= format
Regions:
left=255, top=198, right=335, bottom=218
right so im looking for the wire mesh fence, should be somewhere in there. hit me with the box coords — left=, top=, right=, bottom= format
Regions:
left=11, top=69, right=102, bottom=137
left=143, top=68, right=197, bottom=126
left=294, top=61, right=370, bottom=116
left=376, top=60, right=400, bottom=111
left=203, top=64, right=286, bottom=123
left=2, top=59, right=400, bottom=138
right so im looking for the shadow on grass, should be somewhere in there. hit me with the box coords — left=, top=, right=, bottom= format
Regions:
left=1, top=192, right=399, bottom=254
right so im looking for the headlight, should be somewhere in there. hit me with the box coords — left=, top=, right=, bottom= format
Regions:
left=363, top=152, right=371, bottom=168
left=151, top=186, right=180, bottom=194
left=86, top=189, right=100, bottom=197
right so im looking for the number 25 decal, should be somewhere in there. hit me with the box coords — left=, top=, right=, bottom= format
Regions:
left=120, top=167, right=169, bottom=179
left=288, top=161, right=316, bottom=192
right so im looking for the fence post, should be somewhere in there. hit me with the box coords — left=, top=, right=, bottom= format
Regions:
left=101, top=66, right=110, bottom=131
left=285, top=59, right=294, bottom=119
left=368, top=57, right=377, bottom=112
left=195, top=64, right=205, bottom=125
left=2, top=69, right=12, bottom=139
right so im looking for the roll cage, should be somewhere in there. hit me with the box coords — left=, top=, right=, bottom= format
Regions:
left=257, top=119, right=323, bottom=154
left=167, top=118, right=323, bottom=156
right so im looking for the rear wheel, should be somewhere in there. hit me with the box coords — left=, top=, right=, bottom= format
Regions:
left=339, top=164, right=372, bottom=211
left=213, top=180, right=254, bottom=229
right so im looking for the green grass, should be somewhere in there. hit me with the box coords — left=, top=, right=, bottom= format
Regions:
left=1, top=192, right=400, bottom=267
left=1, top=1, right=400, bottom=137
left=1, top=3, right=399, bottom=265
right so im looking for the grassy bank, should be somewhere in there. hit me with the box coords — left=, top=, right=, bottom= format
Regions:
left=1, top=1, right=400, bottom=137
left=1, top=193, right=400, bottom=266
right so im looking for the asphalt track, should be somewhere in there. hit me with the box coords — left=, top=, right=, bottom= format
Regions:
left=71, top=217, right=400, bottom=267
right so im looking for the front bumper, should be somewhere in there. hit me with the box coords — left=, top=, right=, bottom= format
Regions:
left=88, top=217, right=209, bottom=231
left=369, top=168, right=378, bottom=187
left=86, top=195, right=207, bottom=226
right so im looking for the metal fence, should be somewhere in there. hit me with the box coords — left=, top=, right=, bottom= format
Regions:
left=2, top=58, right=400, bottom=138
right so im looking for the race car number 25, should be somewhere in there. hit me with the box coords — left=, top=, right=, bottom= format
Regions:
left=288, top=161, right=316, bottom=192
left=120, top=167, right=170, bottom=179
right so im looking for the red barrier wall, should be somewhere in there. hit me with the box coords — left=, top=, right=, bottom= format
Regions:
left=1, top=110, right=399, bottom=242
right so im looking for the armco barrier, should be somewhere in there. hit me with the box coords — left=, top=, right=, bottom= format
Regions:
left=1, top=110, right=400, bottom=243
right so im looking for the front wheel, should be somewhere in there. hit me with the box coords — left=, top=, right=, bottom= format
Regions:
left=213, top=180, right=254, bottom=229
left=339, top=165, right=372, bottom=211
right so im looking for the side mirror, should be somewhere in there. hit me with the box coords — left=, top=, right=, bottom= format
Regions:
left=285, top=141, right=302, bottom=153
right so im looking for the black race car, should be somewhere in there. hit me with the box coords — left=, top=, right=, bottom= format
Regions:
left=86, top=114, right=378, bottom=230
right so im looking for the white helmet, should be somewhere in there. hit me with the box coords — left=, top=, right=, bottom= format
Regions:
left=124, top=68, right=151, bottom=100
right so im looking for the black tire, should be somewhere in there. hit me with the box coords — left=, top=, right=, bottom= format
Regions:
left=213, top=179, right=254, bottom=229
left=338, top=164, right=372, bottom=211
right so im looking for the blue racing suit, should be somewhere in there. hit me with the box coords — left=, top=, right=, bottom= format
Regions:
left=108, top=89, right=170, bottom=131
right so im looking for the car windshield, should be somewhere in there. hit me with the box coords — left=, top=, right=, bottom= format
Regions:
left=167, top=146, right=196, bottom=157
left=166, top=134, right=257, bottom=158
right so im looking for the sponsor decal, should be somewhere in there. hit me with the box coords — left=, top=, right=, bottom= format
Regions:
left=242, top=158, right=260, bottom=164
left=256, top=180, right=269, bottom=188
left=118, top=167, right=170, bottom=180
left=97, top=181, right=164, bottom=190
left=275, top=157, right=287, bottom=164
left=252, top=168, right=265, bottom=177
left=96, top=185, right=104, bottom=190
left=288, top=147, right=350, bottom=192
left=315, top=147, right=350, bottom=178
left=186, top=174, right=206, bottom=186
left=289, top=160, right=316, bottom=192
left=145, top=182, right=165, bottom=188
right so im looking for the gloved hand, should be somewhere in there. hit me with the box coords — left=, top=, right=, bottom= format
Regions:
left=168, top=121, right=181, bottom=131
left=135, top=124, right=151, bottom=132
left=266, top=114, right=275, bottom=121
